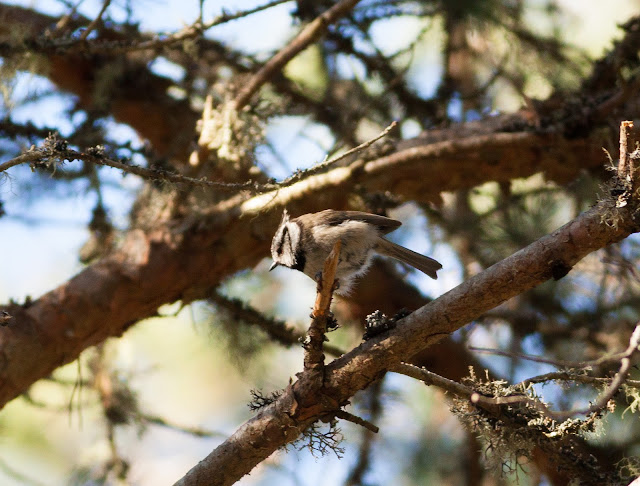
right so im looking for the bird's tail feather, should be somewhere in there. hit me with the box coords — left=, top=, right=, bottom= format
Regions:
left=376, top=238, right=442, bottom=279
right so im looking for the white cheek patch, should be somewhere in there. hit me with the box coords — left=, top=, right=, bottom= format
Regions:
left=280, top=222, right=301, bottom=267
left=271, top=226, right=286, bottom=257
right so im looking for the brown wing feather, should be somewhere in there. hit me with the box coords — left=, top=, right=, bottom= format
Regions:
left=376, top=238, right=442, bottom=279
left=296, top=210, right=401, bottom=235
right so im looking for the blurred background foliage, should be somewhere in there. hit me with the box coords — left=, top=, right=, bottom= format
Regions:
left=2, top=0, right=640, bottom=485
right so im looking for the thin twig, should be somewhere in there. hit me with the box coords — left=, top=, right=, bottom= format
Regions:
left=209, top=292, right=346, bottom=357
left=616, top=120, right=636, bottom=208
left=78, top=0, right=111, bottom=41
left=143, top=413, right=227, bottom=438
left=52, top=0, right=87, bottom=36
left=393, top=362, right=557, bottom=418
left=469, top=345, right=626, bottom=369
left=518, top=371, right=640, bottom=389
left=618, top=120, right=633, bottom=181
left=210, top=292, right=298, bottom=346
left=0, top=150, right=44, bottom=173
left=397, top=322, right=640, bottom=421
left=1, top=122, right=394, bottom=193
left=279, top=121, right=398, bottom=187
left=334, top=410, right=379, bottom=433
left=548, top=323, right=640, bottom=421
left=345, top=381, right=383, bottom=486
left=233, top=0, right=362, bottom=110
left=172, top=1, right=288, bottom=50
left=44, top=0, right=290, bottom=54
left=0, top=146, right=271, bottom=192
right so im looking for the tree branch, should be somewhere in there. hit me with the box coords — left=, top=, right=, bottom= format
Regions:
left=78, top=0, right=111, bottom=42
left=394, top=319, right=640, bottom=423
left=233, top=0, right=363, bottom=110
left=0, top=144, right=266, bottom=191
left=304, top=241, right=341, bottom=383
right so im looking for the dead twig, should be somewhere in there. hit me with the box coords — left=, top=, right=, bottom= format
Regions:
left=0, top=150, right=44, bottom=173
left=616, top=120, right=636, bottom=208
left=548, top=323, right=640, bottom=421
left=44, top=0, right=290, bottom=54
left=142, top=413, right=227, bottom=438
left=519, top=372, right=640, bottom=389
left=334, top=409, right=379, bottom=433
left=618, top=120, right=634, bottom=181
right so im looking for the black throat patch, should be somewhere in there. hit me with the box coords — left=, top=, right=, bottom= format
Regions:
left=292, top=246, right=306, bottom=272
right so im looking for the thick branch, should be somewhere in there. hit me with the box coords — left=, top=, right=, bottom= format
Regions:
left=172, top=197, right=639, bottom=485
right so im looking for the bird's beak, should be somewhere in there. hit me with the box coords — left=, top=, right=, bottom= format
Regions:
left=269, top=261, right=279, bottom=272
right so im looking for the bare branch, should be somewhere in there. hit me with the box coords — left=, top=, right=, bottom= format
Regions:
left=78, top=0, right=111, bottom=42
left=618, top=121, right=633, bottom=181
left=0, top=144, right=269, bottom=191
left=334, top=410, right=379, bottom=433
left=233, top=0, right=363, bottom=110
left=0, top=149, right=45, bottom=173
left=519, top=372, right=640, bottom=389
left=279, top=121, right=398, bottom=187
left=142, top=414, right=227, bottom=438
left=304, top=241, right=341, bottom=381
left=548, top=323, right=640, bottom=421
left=83, top=0, right=291, bottom=54
left=469, top=345, right=627, bottom=369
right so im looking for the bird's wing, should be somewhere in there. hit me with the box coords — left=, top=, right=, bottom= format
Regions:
left=302, top=210, right=402, bottom=235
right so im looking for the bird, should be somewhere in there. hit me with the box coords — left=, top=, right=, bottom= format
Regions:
left=269, top=209, right=442, bottom=294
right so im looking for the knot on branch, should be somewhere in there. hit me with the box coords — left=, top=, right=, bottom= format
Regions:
left=362, top=308, right=411, bottom=340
